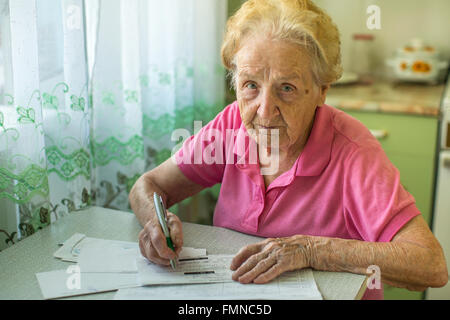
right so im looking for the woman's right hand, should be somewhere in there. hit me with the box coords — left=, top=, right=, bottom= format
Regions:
left=129, top=158, right=205, bottom=266
left=138, top=211, right=183, bottom=266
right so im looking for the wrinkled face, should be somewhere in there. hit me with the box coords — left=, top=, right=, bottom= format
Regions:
left=234, top=36, right=329, bottom=155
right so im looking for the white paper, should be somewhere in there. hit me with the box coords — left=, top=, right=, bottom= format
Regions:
left=53, top=233, right=87, bottom=262
left=313, top=270, right=367, bottom=300
left=43, top=233, right=211, bottom=299
left=78, top=243, right=140, bottom=273
left=53, top=233, right=138, bottom=263
left=78, top=243, right=208, bottom=274
left=55, top=233, right=207, bottom=267
left=77, top=245, right=208, bottom=274
left=115, top=269, right=323, bottom=300
left=36, top=269, right=140, bottom=300
left=179, top=247, right=207, bottom=259
left=137, top=254, right=234, bottom=286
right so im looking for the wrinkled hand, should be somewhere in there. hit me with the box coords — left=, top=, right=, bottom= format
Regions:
left=230, top=236, right=312, bottom=284
left=138, top=211, right=183, bottom=266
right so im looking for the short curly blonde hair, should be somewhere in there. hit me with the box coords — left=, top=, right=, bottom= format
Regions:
left=221, top=0, right=343, bottom=87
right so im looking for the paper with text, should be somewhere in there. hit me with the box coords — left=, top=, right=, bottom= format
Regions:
left=55, top=233, right=207, bottom=269
left=137, top=254, right=234, bottom=285
left=115, top=268, right=323, bottom=300
left=78, top=244, right=208, bottom=273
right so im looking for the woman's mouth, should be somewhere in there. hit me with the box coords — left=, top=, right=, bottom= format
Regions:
left=255, top=124, right=278, bottom=129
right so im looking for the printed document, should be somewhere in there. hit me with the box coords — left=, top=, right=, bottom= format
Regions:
left=116, top=268, right=323, bottom=300
left=137, top=254, right=235, bottom=285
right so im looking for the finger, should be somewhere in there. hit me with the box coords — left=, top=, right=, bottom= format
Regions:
left=146, top=221, right=177, bottom=260
left=232, top=251, right=268, bottom=281
left=230, top=243, right=263, bottom=271
left=237, top=256, right=277, bottom=284
left=140, top=221, right=173, bottom=262
left=148, top=250, right=171, bottom=266
left=138, top=230, right=148, bottom=258
left=253, top=263, right=285, bottom=284
left=167, top=212, right=183, bottom=252
left=139, top=230, right=170, bottom=266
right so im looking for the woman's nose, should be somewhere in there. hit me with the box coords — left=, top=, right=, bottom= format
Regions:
left=257, top=89, right=279, bottom=120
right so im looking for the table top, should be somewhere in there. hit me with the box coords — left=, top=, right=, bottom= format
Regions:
left=0, top=206, right=367, bottom=300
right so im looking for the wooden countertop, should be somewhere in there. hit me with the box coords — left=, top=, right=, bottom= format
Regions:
left=325, top=81, right=445, bottom=117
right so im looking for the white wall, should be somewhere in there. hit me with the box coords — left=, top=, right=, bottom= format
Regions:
left=314, top=0, right=450, bottom=79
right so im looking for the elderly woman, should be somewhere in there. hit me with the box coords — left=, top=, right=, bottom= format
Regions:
left=129, top=0, right=447, bottom=299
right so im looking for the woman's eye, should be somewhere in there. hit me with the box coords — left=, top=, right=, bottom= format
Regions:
left=245, top=83, right=257, bottom=90
left=281, top=85, right=294, bottom=92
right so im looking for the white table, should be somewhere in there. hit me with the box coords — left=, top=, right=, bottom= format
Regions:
left=0, top=206, right=367, bottom=300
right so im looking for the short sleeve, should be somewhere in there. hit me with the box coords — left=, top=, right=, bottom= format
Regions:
left=343, top=145, right=421, bottom=242
left=174, top=103, right=239, bottom=188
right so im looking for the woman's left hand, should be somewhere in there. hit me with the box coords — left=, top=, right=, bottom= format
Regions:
left=230, top=235, right=313, bottom=284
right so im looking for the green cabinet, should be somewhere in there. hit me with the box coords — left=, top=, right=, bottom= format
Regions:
left=343, top=110, right=439, bottom=300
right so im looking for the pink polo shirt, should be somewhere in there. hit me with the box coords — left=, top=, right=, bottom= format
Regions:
left=174, top=101, right=421, bottom=300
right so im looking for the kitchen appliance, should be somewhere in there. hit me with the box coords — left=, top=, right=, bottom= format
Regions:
left=427, top=70, right=450, bottom=299
left=386, top=38, right=448, bottom=84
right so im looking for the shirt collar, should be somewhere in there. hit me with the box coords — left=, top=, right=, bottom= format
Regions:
left=295, top=105, right=334, bottom=176
left=232, top=121, right=264, bottom=187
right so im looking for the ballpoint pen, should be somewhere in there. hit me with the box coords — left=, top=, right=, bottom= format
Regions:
left=153, top=192, right=177, bottom=270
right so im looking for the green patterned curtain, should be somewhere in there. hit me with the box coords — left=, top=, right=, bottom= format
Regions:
left=0, top=0, right=227, bottom=251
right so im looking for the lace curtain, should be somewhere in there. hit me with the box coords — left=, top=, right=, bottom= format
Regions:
left=0, top=0, right=227, bottom=250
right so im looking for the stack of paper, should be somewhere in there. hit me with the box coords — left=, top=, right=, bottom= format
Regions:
left=126, top=254, right=323, bottom=300
left=137, top=254, right=235, bottom=285
left=115, top=269, right=323, bottom=300
left=36, top=233, right=208, bottom=299
left=36, top=233, right=324, bottom=300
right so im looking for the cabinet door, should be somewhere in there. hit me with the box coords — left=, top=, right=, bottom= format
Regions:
left=383, top=284, right=424, bottom=300
left=387, top=154, right=436, bottom=225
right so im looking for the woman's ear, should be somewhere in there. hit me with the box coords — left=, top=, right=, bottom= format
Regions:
left=318, top=84, right=330, bottom=106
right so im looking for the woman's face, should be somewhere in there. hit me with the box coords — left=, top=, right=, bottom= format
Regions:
left=235, top=36, right=329, bottom=156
